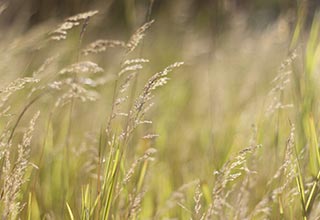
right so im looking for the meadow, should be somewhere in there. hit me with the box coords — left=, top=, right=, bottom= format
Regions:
left=0, top=2, right=320, bottom=219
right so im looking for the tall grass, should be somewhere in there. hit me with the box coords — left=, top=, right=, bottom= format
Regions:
left=1, top=3, right=320, bottom=220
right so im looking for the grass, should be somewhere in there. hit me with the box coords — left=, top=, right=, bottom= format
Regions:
left=1, top=2, right=320, bottom=220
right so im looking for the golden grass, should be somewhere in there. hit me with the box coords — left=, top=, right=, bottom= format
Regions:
left=0, top=4, right=320, bottom=220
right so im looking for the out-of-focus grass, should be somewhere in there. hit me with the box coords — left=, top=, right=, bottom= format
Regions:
left=2, top=2, right=320, bottom=220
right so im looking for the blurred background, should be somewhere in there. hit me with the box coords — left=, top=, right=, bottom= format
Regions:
left=0, top=0, right=310, bottom=187
left=1, top=0, right=320, bottom=219
left=1, top=0, right=318, bottom=30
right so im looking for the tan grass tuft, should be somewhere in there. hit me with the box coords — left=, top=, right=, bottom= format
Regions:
left=134, top=62, right=184, bottom=115
left=82, top=40, right=126, bottom=55
left=266, top=50, right=297, bottom=115
left=59, top=61, right=104, bottom=75
left=127, top=190, right=146, bottom=219
left=66, top=10, right=99, bottom=22
left=126, top=20, right=155, bottom=54
left=50, top=10, right=98, bottom=41
left=0, top=77, right=39, bottom=110
left=1, top=111, right=40, bottom=219
left=193, top=180, right=203, bottom=217
left=122, top=148, right=157, bottom=187
left=122, top=58, right=150, bottom=67
left=203, top=145, right=261, bottom=219
left=250, top=125, right=296, bottom=219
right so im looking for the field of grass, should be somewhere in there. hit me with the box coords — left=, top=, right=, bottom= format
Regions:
left=1, top=2, right=320, bottom=219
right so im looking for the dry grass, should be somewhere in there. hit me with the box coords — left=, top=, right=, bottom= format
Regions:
left=0, top=4, right=320, bottom=220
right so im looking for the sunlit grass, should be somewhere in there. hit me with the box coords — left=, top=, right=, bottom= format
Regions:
left=1, top=4, right=320, bottom=220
